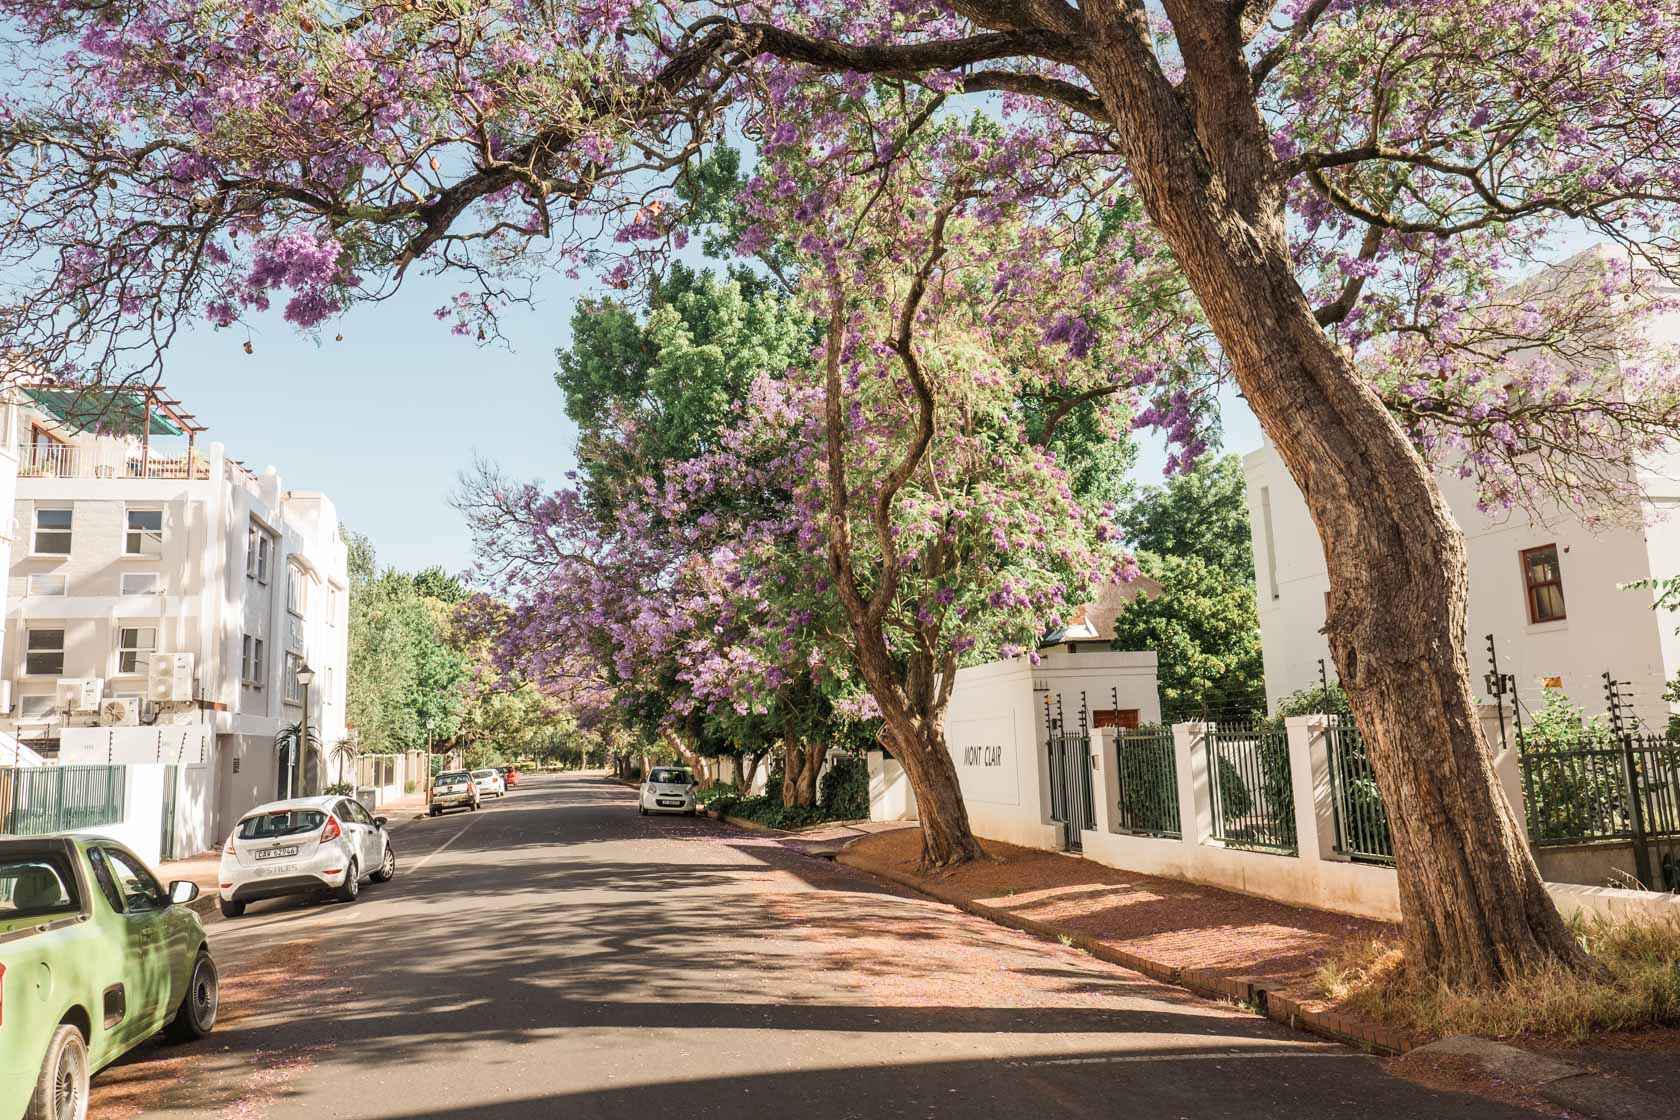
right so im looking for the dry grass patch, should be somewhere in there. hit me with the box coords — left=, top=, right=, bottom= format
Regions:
left=1317, top=912, right=1680, bottom=1040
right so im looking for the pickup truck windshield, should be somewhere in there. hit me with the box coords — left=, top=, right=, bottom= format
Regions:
left=437, top=772, right=470, bottom=785
left=237, top=810, right=326, bottom=839
left=0, top=853, right=78, bottom=918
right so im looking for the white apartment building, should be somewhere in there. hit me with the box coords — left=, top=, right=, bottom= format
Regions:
left=1247, top=249, right=1680, bottom=733
left=1246, top=439, right=1680, bottom=731
left=0, top=386, right=349, bottom=839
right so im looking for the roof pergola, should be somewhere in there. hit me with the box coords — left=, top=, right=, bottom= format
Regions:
left=22, top=382, right=208, bottom=472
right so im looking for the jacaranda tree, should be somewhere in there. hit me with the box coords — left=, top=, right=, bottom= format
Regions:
left=7, top=0, right=1680, bottom=985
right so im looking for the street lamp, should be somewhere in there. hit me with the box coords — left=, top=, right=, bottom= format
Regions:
left=295, top=662, right=315, bottom=797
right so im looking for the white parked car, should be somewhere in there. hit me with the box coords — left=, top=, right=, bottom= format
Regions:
left=640, top=767, right=698, bottom=816
left=218, top=796, right=395, bottom=918
left=471, top=768, right=506, bottom=799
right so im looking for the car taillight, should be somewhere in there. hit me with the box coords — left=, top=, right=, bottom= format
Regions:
left=1, top=961, right=7, bottom=1026
left=223, top=832, right=237, bottom=856
left=321, top=816, right=342, bottom=843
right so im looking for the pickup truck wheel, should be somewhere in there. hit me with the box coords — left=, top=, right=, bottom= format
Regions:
left=219, top=898, right=245, bottom=919
left=429, top=806, right=440, bottom=817
left=26, top=1023, right=88, bottom=1120
left=165, top=950, right=220, bottom=1042
left=334, top=859, right=360, bottom=903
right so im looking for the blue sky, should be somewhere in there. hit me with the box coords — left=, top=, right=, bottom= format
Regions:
left=153, top=268, right=1263, bottom=578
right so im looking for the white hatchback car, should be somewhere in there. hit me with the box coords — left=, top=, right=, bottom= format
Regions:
left=218, top=795, right=395, bottom=918
left=640, top=767, right=699, bottom=816
left=471, top=768, right=506, bottom=799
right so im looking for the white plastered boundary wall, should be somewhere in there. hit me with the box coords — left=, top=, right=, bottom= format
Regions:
left=1078, top=716, right=1680, bottom=926
left=867, top=649, right=1162, bottom=849
left=57, top=725, right=214, bottom=865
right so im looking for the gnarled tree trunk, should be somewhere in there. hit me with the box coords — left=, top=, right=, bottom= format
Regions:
left=796, top=741, right=829, bottom=808
left=1077, top=7, right=1588, bottom=986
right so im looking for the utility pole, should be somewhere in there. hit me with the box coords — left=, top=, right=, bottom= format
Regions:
left=1604, top=671, right=1653, bottom=888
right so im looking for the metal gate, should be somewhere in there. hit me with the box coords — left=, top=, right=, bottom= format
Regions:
left=1046, top=733, right=1096, bottom=851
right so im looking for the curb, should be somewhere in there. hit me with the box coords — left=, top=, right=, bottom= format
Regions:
left=833, top=852, right=1422, bottom=1057
left=1411, top=1036, right=1669, bottom=1120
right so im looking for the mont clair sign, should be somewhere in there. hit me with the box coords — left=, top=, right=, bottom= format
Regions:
left=946, top=713, right=1021, bottom=806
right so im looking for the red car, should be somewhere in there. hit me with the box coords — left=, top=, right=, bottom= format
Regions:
left=500, top=766, right=520, bottom=789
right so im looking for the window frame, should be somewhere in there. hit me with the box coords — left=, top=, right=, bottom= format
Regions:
left=241, top=634, right=267, bottom=688
left=115, top=625, right=158, bottom=677
left=96, top=845, right=168, bottom=913
left=1521, top=543, right=1568, bottom=625
left=119, top=571, right=162, bottom=596
left=27, top=573, right=67, bottom=597
left=24, top=627, right=65, bottom=677
left=283, top=652, right=305, bottom=704
left=286, top=564, right=309, bottom=617
left=123, top=506, right=164, bottom=558
left=246, top=524, right=274, bottom=583
left=17, top=693, right=56, bottom=718
left=31, top=507, right=73, bottom=556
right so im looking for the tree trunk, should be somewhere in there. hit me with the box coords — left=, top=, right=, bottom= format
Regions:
left=740, top=749, right=761, bottom=793
left=884, top=716, right=981, bottom=867
left=1079, top=22, right=1589, bottom=986
left=781, top=735, right=803, bottom=808
left=796, top=741, right=828, bottom=808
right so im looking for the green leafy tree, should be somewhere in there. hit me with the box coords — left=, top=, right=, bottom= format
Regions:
left=1110, top=552, right=1265, bottom=723
left=345, top=532, right=470, bottom=754
left=1117, top=455, right=1254, bottom=580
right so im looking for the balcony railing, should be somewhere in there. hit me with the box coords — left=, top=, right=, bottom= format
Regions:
left=18, top=443, right=211, bottom=480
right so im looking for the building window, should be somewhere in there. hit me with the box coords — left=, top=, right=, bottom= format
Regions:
left=120, top=572, right=162, bottom=596
left=116, top=626, right=157, bottom=675
left=242, top=635, right=266, bottom=688
left=124, top=508, right=163, bottom=557
left=287, top=566, right=308, bottom=617
left=246, top=524, right=273, bottom=583
left=284, top=652, right=305, bottom=704
left=17, top=693, right=55, bottom=718
left=32, top=508, right=72, bottom=555
left=25, top=629, right=65, bottom=676
left=1522, top=544, right=1567, bottom=623
left=326, top=585, right=340, bottom=625
left=27, top=574, right=67, bottom=597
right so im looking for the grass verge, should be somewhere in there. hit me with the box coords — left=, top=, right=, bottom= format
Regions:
left=1316, top=912, right=1680, bottom=1040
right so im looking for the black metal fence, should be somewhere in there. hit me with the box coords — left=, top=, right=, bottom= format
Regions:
left=1205, top=722, right=1297, bottom=854
left=1112, top=727, right=1181, bottom=838
left=1325, top=717, right=1395, bottom=864
left=1520, top=733, right=1680, bottom=844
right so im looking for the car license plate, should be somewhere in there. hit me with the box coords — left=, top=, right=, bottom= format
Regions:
left=256, top=845, right=299, bottom=860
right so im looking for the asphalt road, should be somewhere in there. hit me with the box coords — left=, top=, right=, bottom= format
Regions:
left=100, top=773, right=1548, bottom=1119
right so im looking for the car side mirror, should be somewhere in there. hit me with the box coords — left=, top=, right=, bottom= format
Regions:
left=169, top=880, right=200, bottom=905
left=374, top=816, right=388, bottom=829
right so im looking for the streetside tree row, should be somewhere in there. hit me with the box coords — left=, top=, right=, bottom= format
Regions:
left=5, top=0, right=1680, bottom=986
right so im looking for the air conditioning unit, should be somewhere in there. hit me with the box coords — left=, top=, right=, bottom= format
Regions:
left=148, top=652, right=195, bottom=703
left=99, top=698, right=140, bottom=726
left=55, top=678, right=102, bottom=712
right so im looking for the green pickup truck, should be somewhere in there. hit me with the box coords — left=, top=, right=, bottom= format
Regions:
left=1, top=835, right=218, bottom=1120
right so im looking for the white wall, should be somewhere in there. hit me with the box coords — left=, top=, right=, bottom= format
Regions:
left=1246, top=440, right=1676, bottom=728
left=868, top=649, right=1164, bottom=850
left=943, top=658, right=1061, bottom=849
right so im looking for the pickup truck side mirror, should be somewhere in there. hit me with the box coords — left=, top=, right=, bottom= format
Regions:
left=169, top=880, right=200, bottom=905
left=374, top=816, right=388, bottom=829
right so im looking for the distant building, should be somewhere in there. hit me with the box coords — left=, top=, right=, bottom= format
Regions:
left=0, top=385, right=348, bottom=837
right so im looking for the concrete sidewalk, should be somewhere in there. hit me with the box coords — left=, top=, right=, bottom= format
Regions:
left=815, top=827, right=1674, bottom=1120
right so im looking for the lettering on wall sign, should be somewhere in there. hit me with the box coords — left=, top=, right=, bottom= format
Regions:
left=962, top=744, right=1004, bottom=767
